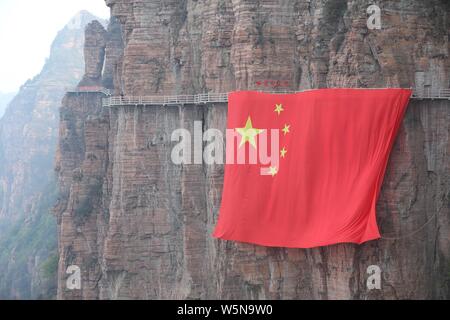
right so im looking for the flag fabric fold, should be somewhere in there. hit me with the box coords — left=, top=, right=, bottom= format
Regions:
left=213, top=88, right=412, bottom=248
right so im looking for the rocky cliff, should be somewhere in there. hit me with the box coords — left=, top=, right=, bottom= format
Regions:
left=0, top=11, right=103, bottom=299
left=55, top=0, right=450, bottom=299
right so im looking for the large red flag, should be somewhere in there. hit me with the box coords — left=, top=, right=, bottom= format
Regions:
left=213, top=88, right=412, bottom=248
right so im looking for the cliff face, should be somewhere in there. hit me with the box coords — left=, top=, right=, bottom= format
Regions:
left=104, top=0, right=450, bottom=94
left=56, top=0, right=450, bottom=299
left=0, top=11, right=102, bottom=299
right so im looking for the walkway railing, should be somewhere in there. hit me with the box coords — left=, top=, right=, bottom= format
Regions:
left=102, top=92, right=229, bottom=107
left=100, top=89, right=450, bottom=107
left=411, top=88, right=450, bottom=99
left=67, top=87, right=112, bottom=96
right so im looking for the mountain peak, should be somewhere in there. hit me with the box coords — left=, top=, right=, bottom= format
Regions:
left=66, top=10, right=107, bottom=31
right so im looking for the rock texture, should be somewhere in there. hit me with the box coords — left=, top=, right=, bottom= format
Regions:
left=56, top=0, right=450, bottom=299
left=79, top=21, right=107, bottom=87
left=0, top=11, right=102, bottom=299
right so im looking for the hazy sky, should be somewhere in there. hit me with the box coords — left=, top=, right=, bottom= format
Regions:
left=0, top=0, right=110, bottom=93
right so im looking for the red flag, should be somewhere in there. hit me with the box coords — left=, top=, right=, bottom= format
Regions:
left=213, top=88, right=412, bottom=248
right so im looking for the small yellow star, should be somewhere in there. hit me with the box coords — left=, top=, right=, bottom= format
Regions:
left=274, top=103, right=284, bottom=115
left=268, top=166, right=278, bottom=177
left=236, top=116, right=264, bottom=149
left=282, top=124, right=290, bottom=136
left=280, top=147, right=287, bottom=158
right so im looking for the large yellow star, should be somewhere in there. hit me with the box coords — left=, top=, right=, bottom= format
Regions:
left=282, top=124, right=290, bottom=136
left=236, top=116, right=264, bottom=148
left=280, top=147, right=287, bottom=158
left=274, top=103, right=284, bottom=115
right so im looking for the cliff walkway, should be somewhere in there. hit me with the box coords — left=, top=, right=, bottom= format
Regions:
left=66, top=86, right=112, bottom=96
left=67, top=87, right=450, bottom=107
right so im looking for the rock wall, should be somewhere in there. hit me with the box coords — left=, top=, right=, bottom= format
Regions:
left=103, top=0, right=450, bottom=94
left=55, top=0, right=450, bottom=299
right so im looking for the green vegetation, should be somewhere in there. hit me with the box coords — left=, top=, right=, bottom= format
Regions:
left=0, top=180, right=58, bottom=299
left=41, top=253, right=59, bottom=280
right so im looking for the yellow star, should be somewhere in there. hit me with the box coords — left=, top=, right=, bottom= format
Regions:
left=236, top=116, right=264, bottom=148
left=282, top=124, right=290, bottom=136
left=268, top=166, right=278, bottom=177
left=274, top=103, right=284, bottom=115
left=280, top=147, right=287, bottom=158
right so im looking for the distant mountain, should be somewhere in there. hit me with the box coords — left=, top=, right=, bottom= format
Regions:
left=0, top=10, right=102, bottom=299
left=0, top=92, right=16, bottom=118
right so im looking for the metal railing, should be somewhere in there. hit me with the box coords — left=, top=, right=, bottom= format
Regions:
left=411, top=88, right=450, bottom=99
left=102, top=92, right=229, bottom=107
left=67, top=87, right=112, bottom=96
left=101, top=88, right=450, bottom=107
